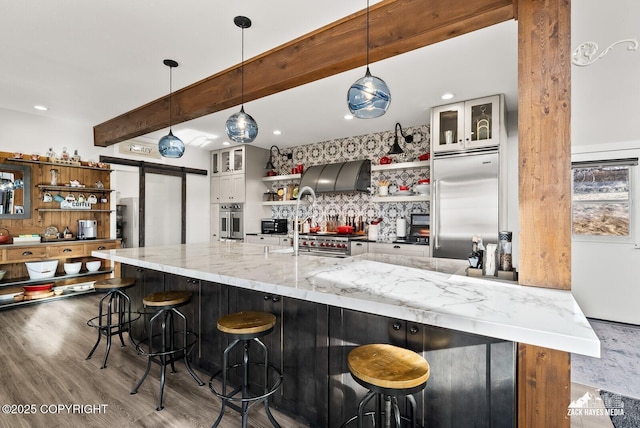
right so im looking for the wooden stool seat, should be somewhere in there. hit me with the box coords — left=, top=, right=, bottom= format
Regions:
left=217, top=311, right=276, bottom=335
left=348, top=344, right=430, bottom=390
left=94, top=277, right=136, bottom=290
left=143, top=290, right=192, bottom=307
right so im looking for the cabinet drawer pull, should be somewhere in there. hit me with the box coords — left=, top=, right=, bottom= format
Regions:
left=355, top=243, right=363, bottom=246
left=63, top=248, right=73, bottom=253
left=22, top=251, right=33, bottom=256
left=393, top=245, right=401, bottom=249
left=392, top=322, right=402, bottom=331
left=409, top=326, right=419, bottom=335
left=97, top=246, right=106, bottom=250
left=264, top=295, right=270, bottom=301
left=260, top=237, right=265, bottom=240
left=272, top=296, right=280, bottom=302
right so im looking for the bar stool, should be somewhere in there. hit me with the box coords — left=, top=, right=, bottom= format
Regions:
left=341, top=344, right=430, bottom=428
left=86, top=277, right=138, bottom=369
left=130, top=290, right=204, bottom=411
left=209, top=311, right=283, bottom=428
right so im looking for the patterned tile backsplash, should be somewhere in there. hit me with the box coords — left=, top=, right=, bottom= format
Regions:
left=267, top=124, right=431, bottom=240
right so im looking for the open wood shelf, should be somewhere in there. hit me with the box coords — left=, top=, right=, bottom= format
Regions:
left=0, top=287, right=96, bottom=310
left=36, top=209, right=113, bottom=213
left=371, top=160, right=430, bottom=171
left=0, top=269, right=114, bottom=288
left=36, top=185, right=114, bottom=192
left=7, top=157, right=112, bottom=171
left=261, top=173, right=302, bottom=182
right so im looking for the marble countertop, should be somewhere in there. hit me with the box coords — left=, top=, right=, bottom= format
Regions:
left=93, top=241, right=600, bottom=357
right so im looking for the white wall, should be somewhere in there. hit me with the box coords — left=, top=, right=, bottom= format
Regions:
left=0, top=107, right=211, bottom=244
left=571, top=0, right=640, bottom=147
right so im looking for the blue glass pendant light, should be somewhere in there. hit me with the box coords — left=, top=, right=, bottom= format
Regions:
left=158, top=59, right=185, bottom=158
left=226, top=16, right=258, bottom=144
left=347, top=0, right=391, bottom=118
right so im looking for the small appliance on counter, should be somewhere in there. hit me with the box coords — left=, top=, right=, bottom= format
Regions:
left=77, top=219, right=97, bottom=240
left=261, top=218, right=288, bottom=234
left=393, top=213, right=429, bottom=245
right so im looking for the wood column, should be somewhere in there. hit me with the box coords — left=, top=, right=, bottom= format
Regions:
left=517, top=0, right=571, bottom=427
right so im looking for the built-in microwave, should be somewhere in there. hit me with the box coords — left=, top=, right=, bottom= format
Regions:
left=261, top=218, right=288, bottom=234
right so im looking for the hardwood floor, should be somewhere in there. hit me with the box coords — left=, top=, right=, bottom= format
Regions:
left=0, top=294, right=303, bottom=428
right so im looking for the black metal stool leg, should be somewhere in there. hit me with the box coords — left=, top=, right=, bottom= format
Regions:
left=101, top=293, right=116, bottom=369
left=116, top=292, right=128, bottom=347
left=212, top=338, right=240, bottom=428
left=131, top=309, right=163, bottom=395
left=173, top=308, right=204, bottom=385
left=254, top=337, right=280, bottom=428
left=406, top=394, right=418, bottom=428
left=131, top=357, right=152, bottom=395
left=86, top=291, right=112, bottom=361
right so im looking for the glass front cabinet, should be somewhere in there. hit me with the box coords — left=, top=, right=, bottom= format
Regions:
left=432, top=94, right=503, bottom=153
left=211, top=147, right=246, bottom=175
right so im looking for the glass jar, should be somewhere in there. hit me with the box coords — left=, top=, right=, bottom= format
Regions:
left=498, top=231, right=513, bottom=271
left=50, top=169, right=58, bottom=186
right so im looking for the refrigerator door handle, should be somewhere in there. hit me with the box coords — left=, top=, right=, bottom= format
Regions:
left=433, top=179, right=440, bottom=249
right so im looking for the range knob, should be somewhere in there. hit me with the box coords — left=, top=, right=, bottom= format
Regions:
left=310, top=241, right=315, bottom=246
left=302, top=241, right=308, bottom=246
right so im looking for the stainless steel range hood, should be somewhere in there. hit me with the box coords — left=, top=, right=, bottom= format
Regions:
left=299, top=160, right=371, bottom=193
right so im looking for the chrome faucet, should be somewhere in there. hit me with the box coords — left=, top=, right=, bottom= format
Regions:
left=293, top=186, right=317, bottom=256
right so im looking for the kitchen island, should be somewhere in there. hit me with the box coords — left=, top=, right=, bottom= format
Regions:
left=93, top=241, right=599, bottom=427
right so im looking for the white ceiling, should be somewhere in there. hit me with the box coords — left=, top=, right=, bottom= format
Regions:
left=1, top=1, right=636, bottom=153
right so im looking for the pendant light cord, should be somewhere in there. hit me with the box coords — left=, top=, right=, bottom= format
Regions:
left=241, top=25, right=245, bottom=107
left=169, top=66, right=173, bottom=130
left=366, top=0, right=370, bottom=68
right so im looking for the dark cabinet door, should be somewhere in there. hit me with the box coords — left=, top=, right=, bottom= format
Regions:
left=278, top=296, right=329, bottom=427
left=228, top=287, right=329, bottom=427
left=122, top=264, right=164, bottom=340
left=227, top=287, right=282, bottom=393
left=419, top=325, right=516, bottom=428
left=164, top=273, right=201, bottom=365
left=328, top=308, right=516, bottom=428
left=198, top=280, right=229, bottom=376
left=328, top=307, right=406, bottom=427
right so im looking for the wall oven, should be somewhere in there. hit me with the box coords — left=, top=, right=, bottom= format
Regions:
left=220, top=204, right=243, bottom=240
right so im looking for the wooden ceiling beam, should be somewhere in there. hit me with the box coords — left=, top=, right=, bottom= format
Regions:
left=93, top=0, right=515, bottom=147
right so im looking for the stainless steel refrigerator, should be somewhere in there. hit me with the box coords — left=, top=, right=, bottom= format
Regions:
left=432, top=149, right=500, bottom=259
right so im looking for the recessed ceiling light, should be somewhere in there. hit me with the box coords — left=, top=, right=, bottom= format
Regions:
left=34, top=105, right=48, bottom=111
left=344, top=114, right=354, bottom=120
left=273, top=130, right=282, bottom=135
left=222, top=141, right=230, bottom=146
left=441, top=93, right=455, bottom=100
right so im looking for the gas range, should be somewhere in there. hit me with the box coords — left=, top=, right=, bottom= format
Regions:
left=296, top=233, right=367, bottom=257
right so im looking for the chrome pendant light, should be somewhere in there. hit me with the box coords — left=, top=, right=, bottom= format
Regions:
left=347, top=0, right=391, bottom=119
left=158, top=59, right=185, bottom=158
left=226, top=16, right=258, bottom=144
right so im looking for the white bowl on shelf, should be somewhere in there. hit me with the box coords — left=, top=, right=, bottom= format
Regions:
left=413, top=184, right=430, bottom=195
left=25, top=260, right=59, bottom=279
left=63, top=262, right=82, bottom=275
left=85, top=261, right=101, bottom=272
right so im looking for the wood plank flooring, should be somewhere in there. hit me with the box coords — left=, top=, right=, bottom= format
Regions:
left=0, top=294, right=304, bottom=428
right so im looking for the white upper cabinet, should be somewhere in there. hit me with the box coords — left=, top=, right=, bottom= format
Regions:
left=432, top=94, right=503, bottom=153
left=220, top=147, right=245, bottom=174
left=211, top=147, right=246, bottom=175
